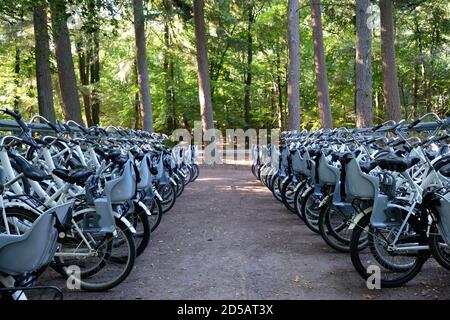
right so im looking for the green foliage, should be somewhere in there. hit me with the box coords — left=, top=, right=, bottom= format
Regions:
left=0, top=0, right=448, bottom=131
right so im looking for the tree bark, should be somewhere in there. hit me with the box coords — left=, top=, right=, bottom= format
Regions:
left=50, top=0, right=84, bottom=124
left=287, top=0, right=300, bottom=130
left=133, top=0, right=153, bottom=131
left=379, top=0, right=401, bottom=122
left=310, top=0, right=333, bottom=128
left=76, top=39, right=93, bottom=126
left=134, top=91, right=140, bottom=129
left=276, top=51, right=284, bottom=129
left=163, top=15, right=176, bottom=132
left=355, top=0, right=373, bottom=127
left=14, top=45, right=20, bottom=112
left=33, top=3, right=56, bottom=122
left=193, top=0, right=214, bottom=133
left=374, top=89, right=380, bottom=121
left=90, top=30, right=100, bottom=125
left=243, top=6, right=254, bottom=129
left=412, top=62, right=419, bottom=119
left=425, top=16, right=440, bottom=113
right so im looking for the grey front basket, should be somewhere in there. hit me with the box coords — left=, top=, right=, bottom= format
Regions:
left=345, top=158, right=379, bottom=199
left=82, top=159, right=137, bottom=233
left=0, top=202, right=73, bottom=276
left=105, top=159, right=136, bottom=203
left=137, top=154, right=153, bottom=191
left=318, top=152, right=340, bottom=186
left=155, top=154, right=169, bottom=184
left=292, top=150, right=307, bottom=175
left=82, top=197, right=116, bottom=233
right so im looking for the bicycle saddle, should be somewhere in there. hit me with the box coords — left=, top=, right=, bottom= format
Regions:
left=53, top=168, right=94, bottom=186
left=376, top=155, right=420, bottom=172
left=95, top=147, right=128, bottom=165
left=438, top=163, right=450, bottom=177
left=393, top=149, right=408, bottom=157
left=67, top=157, right=85, bottom=170
left=9, top=153, right=51, bottom=182
left=331, top=152, right=347, bottom=162
left=94, top=147, right=119, bottom=159
left=432, top=155, right=450, bottom=171
left=359, top=161, right=378, bottom=174
left=338, top=152, right=353, bottom=164
left=425, top=150, right=437, bottom=161
left=130, top=149, right=145, bottom=161
left=308, top=149, right=320, bottom=158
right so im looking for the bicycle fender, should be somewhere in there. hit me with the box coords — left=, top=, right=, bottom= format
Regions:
left=3, top=201, right=41, bottom=215
left=137, top=200, right=152, bottom=216
left=348, top=207, right=372, bottom=230
left=113, top=212, right=137, bottom=234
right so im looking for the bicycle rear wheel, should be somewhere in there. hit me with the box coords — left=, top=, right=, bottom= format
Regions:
left=158, top=183, right=177, bottom=213
left=144, top=198, right=163, bottom=232
left=281, top=177, right=296, bottom=213
left=301, top=187, right=321, bottom=234
left=190, top=164, right=200, bottom=182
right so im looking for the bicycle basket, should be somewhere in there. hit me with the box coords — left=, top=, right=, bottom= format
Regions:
left=82, top=197, right=116, bottom=233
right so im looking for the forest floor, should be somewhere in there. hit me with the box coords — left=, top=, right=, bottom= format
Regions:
left=40, top=165, right=450, bottom=300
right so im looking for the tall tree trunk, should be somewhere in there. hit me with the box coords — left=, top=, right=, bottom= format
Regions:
left=50, top=0, right=84, bottom=124
left=425, top=17, right=440, bottom=113
left=413, top=16, right=424, bottom=117
left=287, top=0, right=300, bottom=130
left=133, top=60, right=141, bottom=129
left=193, top=0, right=214, bottom=133
left=270, top=80, right=276, bottom=116
left=310, top=0, right=333, bottom=128
left=133, top=0, right=153, bottom=131
left=374, top=89, right=380, bottom=121
left=76, top=39, right=93, bottom=126
left=14, top=45, right=20, bottom=112
left=355, top=0, right=373, bottom=127
left=87, top=0, right=101, bottom=126
left=379, top=0, right=401, bottom=122
left=276, top=51, right=284, bottom=129
left=90, top=30, right=100, bottom=125
left=425, top=59, right=435, bottom=113
left=412, top=62, right=419, bottom=119
left=134, top=91, right=140, bottom=129
left=163, top=12, right=176, bottom=132
left=243, top=6, right=254, bottom=128
left=33, top=3, right=56, bottom=123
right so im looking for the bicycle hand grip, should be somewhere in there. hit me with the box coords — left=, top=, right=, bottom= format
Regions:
left=47, top=122, right=61, bottom=133
left=3, top=108, right=21, bottom=119
left=435, top=135, right=449, bottom=142
left=77, top=125, right=88, bottom=134
left=372, top=124, right=383, bottom=132
left=408, top=119, right=420, bottom=129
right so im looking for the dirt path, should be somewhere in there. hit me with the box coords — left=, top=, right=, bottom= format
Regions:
left=48, top=166, right=449, bottom=300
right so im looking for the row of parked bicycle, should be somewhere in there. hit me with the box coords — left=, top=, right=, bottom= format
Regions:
left=0, top=108, right=199, bottom=300
left=252, top=113, right=450, bottom=288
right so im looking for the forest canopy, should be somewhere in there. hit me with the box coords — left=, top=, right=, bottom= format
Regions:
left=0, top=0, right=448, bottom=133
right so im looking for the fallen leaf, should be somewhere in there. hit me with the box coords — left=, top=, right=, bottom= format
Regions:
left=363, top=294, right=375, bottom=300
left=294, top=276, right=301, bottom=283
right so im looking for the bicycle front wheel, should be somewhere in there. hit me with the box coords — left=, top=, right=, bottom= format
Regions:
left=55, top=214, right=136, bottom=292
left=350, top=213, right=428, bottom=288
